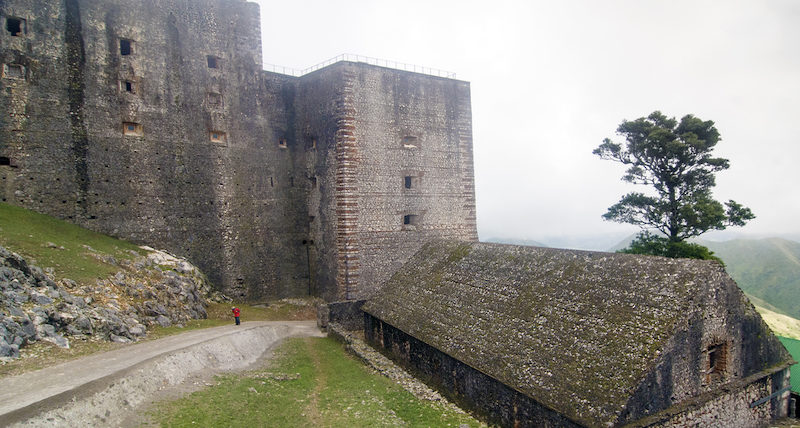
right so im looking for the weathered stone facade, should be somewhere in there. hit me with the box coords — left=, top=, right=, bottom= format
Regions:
left=363, top=241, right=795, bottom=427
left=0, top=0, right=477, bottom=300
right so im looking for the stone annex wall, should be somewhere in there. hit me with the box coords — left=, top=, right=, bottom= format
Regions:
left=644, top=369, right=790, bottom=427
left=364, top=313, right=583, bottom=428
left=0, top=0, right=478, bottom=300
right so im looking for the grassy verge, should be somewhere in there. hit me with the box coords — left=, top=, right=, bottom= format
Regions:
left=0, top=202, right=141, bottom=286
left=151, top=337, right=482, bottom=427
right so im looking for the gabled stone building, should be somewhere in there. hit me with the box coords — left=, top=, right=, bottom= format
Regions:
left=364, top=241, right=794, bottom=427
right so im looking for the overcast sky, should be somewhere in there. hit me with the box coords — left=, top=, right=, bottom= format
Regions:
left=254, top=0, right=800, bottom=250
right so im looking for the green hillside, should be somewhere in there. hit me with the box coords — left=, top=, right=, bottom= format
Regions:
left=702, top=238, right=800, bottom=320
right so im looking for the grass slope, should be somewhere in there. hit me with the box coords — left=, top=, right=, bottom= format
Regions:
left=0, top=202, right=141, bottom=285
left=702, top=238, right=800, bottom=319
left=152, top=337, right=482, bottom=427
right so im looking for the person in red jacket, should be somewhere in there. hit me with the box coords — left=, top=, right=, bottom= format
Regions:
left=231, top=306, right=240, bottom=325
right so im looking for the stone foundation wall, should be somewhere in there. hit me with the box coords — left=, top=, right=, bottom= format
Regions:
left=364, top=313, right=582, bottom=428
left=643, top=369, right=791, bottom=427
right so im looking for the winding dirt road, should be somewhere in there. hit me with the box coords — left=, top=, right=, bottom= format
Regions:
left=0, top=321, right=324, bottom=427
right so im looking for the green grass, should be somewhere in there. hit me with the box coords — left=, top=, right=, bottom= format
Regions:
left=0, top=202, right=141, bottom=285
left=778, top=337, right=800, bottom=393
left=151, top=337, right=482, bottom=427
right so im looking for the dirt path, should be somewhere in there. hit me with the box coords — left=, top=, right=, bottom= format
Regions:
left=304, top=337, right=327, bottom=425
left=0, top=321, right=324, bottom=427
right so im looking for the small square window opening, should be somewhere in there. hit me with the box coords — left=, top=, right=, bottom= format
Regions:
left=122, top=122, right=143, bottom=136
left=6, top=17, right=24, bottom=37
left=120, top=39, right=133, bottom=56
left=207, top=92, right=222, bottom=106
left=209, top=130, right=227, bottom=144
left=403, top=214, right=418, bottom=226
left=207, top=55, right=219, bottom=69
left=278, top=138, right=287, bottom=149
left=4, top=64, right=24, bottom=79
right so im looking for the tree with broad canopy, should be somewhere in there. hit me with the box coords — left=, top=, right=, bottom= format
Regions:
left=594, top=111, right=754, bottom=259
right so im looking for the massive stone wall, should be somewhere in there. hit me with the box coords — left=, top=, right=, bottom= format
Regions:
left=0, top=1, right=478, bottom=300
left=0, top=0, right=312, bottom=300
left=344, top=63, right=478, bottom=299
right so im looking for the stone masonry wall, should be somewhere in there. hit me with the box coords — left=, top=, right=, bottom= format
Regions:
left=0, top=1, right=478, bottom=301
left=619, top=266, right=791, bottom=424
left=365, top=313, right=583, bottom=428
left=347, top=63, right=478, bottom=299
left=0, top=0, right=312, bottom=300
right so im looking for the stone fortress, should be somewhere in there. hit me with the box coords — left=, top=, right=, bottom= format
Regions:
left=1, top=0, right=795, bottom=426
left=0, top=0, right=477, bottom=302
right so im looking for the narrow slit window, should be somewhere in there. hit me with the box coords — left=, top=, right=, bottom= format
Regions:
left=404, top=176, right=412, bottom=189
left=3, top=64, right=23, bottom=79
left=6, top=17, right=24, bottom=37
left=207, top=55, right=219, bottom=69
left=209, top=130, right=227, bottom=144
left=120, top=39, right=133, bottom=56
left=707, top=344, right=727, bottom=374
left=122, top=122, right=143, bottom=136
left=402, top=136, right=419, bottom=149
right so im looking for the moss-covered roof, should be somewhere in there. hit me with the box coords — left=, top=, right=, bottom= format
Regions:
left=362, top=241, right=744, bottom=426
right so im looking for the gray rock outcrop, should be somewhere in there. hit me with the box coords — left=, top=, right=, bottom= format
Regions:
left=0, top=245, right=214, bottom=360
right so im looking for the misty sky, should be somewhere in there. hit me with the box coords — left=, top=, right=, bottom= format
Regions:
left=254, top=0, right=800, bottom=250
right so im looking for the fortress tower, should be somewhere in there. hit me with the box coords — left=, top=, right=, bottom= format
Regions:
left=0, top=0, right=478, bottom=300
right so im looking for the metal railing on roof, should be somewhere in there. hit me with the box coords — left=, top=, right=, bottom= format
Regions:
left=263, top=53, right=457, bottom=79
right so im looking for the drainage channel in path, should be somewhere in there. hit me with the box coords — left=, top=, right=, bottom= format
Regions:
left=0, top=321, right=324, bottom=427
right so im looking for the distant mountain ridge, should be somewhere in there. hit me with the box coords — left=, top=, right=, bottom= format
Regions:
left=700, top=237, right=800, bottom=320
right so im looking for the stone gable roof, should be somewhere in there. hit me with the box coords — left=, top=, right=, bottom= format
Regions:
left=362, top=240, right=791, bottom=426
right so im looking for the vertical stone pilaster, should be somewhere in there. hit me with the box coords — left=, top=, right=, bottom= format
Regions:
left=334, top=68, right=361, bottom=300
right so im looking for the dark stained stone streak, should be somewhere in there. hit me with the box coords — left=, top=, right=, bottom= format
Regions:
left=64, top=0, right=89, bottom=215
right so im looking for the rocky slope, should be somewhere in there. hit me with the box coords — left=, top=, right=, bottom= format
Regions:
left=0, top=245, right=214, bottom=359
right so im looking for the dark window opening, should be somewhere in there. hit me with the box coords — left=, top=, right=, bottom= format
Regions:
left=278, top=138, right=287, bottom=148
left=6, top=17, right=23, bottom=36
left=706, top=343, right=728, bottom=379
left=207, top=92, right=222, bottom=106
left=404, top=176, right=412, bottom=189
left=120, top=39, right=133, bottom=56
left=0, top=156, right=14, bottom=167
left=403, top=214, right=418, bottom=225
left=309, top=215, right=315, bottom=222
left=4, top=64, right=23, bottom=79
left=207, top=55, right=219, bottom=68
left=310, top=176, right=317, bottom=188
left=124, top=81, right=133, bottom=92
